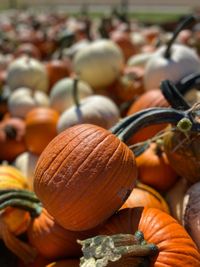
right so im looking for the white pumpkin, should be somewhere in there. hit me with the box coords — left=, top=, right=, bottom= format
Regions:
left=50, top=77, right=93, bottom=114
left=144, top=44, right=200, bottom=90
left=7, top=55, right=49, bottom=92
left=73, top=39, right=124, bottom=89
left=14, top=151, right=39, bottom=190
left=8, top=87, right=49, bottom=118
left=57, top=95, right=120, bottom=133
left=127, top=52, right=153, bottom=68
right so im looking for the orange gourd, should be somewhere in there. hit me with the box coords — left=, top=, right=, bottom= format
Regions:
left=136, top=142, right=178, bottom=192
left=96, top=207, right=200, bottom=266
left=34, top=123, right=137, bottom=231
left=121, top=182, right=169, bottom=213
left=25, top=107, right=59, bottom=155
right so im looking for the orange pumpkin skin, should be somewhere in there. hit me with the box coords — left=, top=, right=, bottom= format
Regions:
left=34, top=124, right=137, bottom=231
left=121, top=182, right=169, bottom=213
left=25, top=107, right=59, bottom=155
left=27, top=209, right=95, bottom=260
left=46, top=259, right=79, bottom=267
left=136, top=142, right=178, bottom=192
left=0, top=117, right=26, bottom=162
left=98, top=207, right=200, bottom=267
left=127, top=89, right=169, bottom=144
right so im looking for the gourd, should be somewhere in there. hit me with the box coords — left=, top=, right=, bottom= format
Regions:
left=34, top=123, right=137, bottom=231
left=49, top=77, right=93, bottom=114
left=85, top=207, right=200, bottom=266
left=121, top=182, right=169, bottom=213
left=0, top=165, right=41, bottom=264
left=8, top=87, right=49, bottom=119
left=57, top=94, right=120, bottom=133
left=25, top=107, right=59, bottom=155
left=6, top=56, right=49, bottom=92
left=73, top=39, right=124, bottom=89
left=144, top=15, right=200, bottom=90
left=0, top=117, right=26, bottom=162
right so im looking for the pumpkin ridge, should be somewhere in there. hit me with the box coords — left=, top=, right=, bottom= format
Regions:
left=136, top=184, right=163, bottom=204
left=54, top=131, right=113, bottom=190
left=53, top=132, right=120, bottom=219
left=34, top=126, right=92, bottom=189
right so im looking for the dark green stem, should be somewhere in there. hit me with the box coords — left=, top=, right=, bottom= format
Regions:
left=73, top=78, right=80, bottom=109
left=0, top=191, right=40, bottom=204
left=164, top=14, right=198, bottom=59
left=176, top=72, right=200, bottom=95
left=0, top=199, right=42, bottom=218
left=160, top=80, right=190, bottom=110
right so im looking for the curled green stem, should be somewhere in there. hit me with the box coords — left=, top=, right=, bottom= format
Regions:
left=0, top=191, right=41, bottom=205
left=0, top=198, right=42, bottom=218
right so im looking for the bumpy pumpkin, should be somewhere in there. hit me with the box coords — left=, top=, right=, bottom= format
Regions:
left=25, top=107, right=59, bottom=155
left=96, top=207, right=200, bottom=266
left=34, top=124, right=137, bottom=231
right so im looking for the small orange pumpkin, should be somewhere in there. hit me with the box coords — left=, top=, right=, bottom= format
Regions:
left=121, top=182, right=169, bottom=213
left=136, top=142, right=178, bottom=192
left=25, top=107, right=59, bottom=155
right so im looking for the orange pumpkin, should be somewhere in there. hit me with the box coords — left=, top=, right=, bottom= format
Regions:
left=127, top=89, right=169, bottom=143
left=0, top=117, right=26, bottom=162
left=97, top=207, right=200, bottom=266
left=34, top=124, right=137, bottom=231
left=121, top=182, right=169, bottom=213
left=27, top=208, right=95, bottom=260
left=136, top=142, right=178, bottom=192
left=25, top=107, right=59, bottom=155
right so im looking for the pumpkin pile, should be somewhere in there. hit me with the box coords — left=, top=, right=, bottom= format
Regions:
left=0, top=7, right=200, bottom=267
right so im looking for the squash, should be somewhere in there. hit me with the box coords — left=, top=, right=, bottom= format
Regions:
left=8, top=87, right=49, bottom=119
left=6, top=56, right=49, bottom=92
left=121, top=182, right=169, bottom=213
left=144, top=15, right=200, bottom=90
left=0, top=165, right=40, bottom=264
left=88, top=207, right=200, bottom=266
left=27, top=208, right=96, bottom=260
left=25, top=107, right=59, bottom=155
left=14, top=43, right=41, bottom=60
left=49, top=77, right=93, bottom=114
left=73, top=39, right=124, bottom=89
left=57, top=95, right=120, bottom=133
left=182, top=181, right=200, bottom=249
left=136, top=141, right=178, bottom=192
left=0, top=117, right=26, bottom=162
left=34, top=123, right=137, bottom=231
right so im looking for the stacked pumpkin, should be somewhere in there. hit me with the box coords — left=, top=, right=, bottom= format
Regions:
left=1, top=9, right=200, bottom=267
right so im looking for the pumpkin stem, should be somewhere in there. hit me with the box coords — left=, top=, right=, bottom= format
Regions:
left=0, top=219, right=37, bottom=264
left=176, top=72, right=200, bottom=95
left=177, top=118, right=192, bottom=134
left=0, top=198, right=42, bottom=218
left=73, top=77, right=80, bottom=109
left=4, top=125, right=17, bottom=139
left=164, top=14, right=198, bottom=59
left=116, top=108, right=187, bottom=143
left=160, top=80, right=190, bottom=110
left=78, top=232, right=158, bottom=267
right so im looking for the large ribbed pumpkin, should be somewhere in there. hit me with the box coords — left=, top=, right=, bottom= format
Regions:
left=34, top=124, right=137, bottom=231
left=97, top=207, right=200, bottom=267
